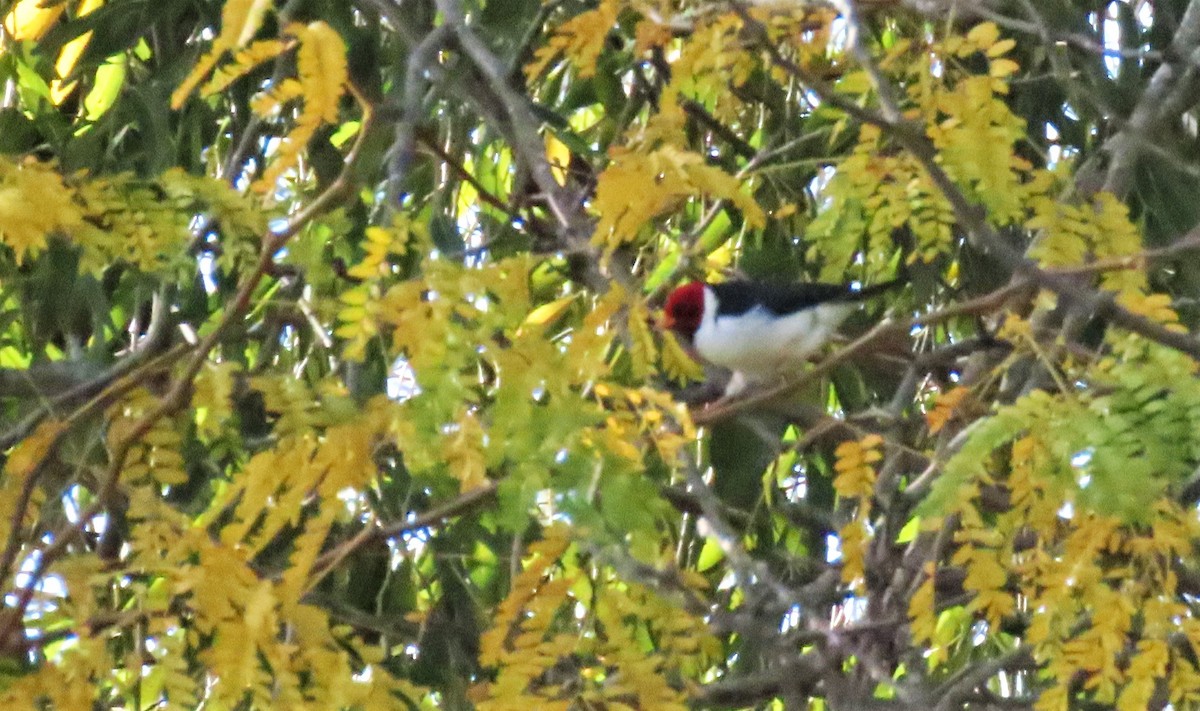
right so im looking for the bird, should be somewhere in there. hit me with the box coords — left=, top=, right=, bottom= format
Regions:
left=661, top=279, right=897, bottom=395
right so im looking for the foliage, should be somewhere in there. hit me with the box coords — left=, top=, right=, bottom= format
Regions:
left=1, top=0, right=1200, bottom=710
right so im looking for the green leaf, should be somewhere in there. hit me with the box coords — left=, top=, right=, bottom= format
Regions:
left=696, top=536, right=725, bottom=572
left=709, top=418, right=782, bottom=512
left=0, top=109, right=39, bottom=154
left=83, top=55, right=127, bottom=120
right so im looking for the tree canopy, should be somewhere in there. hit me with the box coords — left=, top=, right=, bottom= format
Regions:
left=2, top=0, right=1200, bottom=709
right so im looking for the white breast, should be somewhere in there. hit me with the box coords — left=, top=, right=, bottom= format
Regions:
left=692, top=287, right=856, bottom=382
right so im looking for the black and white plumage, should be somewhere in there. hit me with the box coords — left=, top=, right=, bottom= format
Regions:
left=662, top=279, right=894, bottom=392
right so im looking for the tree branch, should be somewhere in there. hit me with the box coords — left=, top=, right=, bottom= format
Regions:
left=1100, top=0, right=1200, bottom=197
left=732, top=2, right=1200, bottom=362
left=692, top=280, right=1028, bottom=426
left=0, top=97, right=384, bottom=648
left=0, top=287, right=174, bottom=451
left=434, top=0, right=591, bottom=244
left=308, top=481, right=499, bottom=584
left=387, top=24, right=453, bottom=202
left=691, top=654, right=829, bottom=708
left=932, top=646, right=1037, bottom=711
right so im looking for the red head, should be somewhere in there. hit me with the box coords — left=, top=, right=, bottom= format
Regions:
left=662, top=281, right=707, bottom=339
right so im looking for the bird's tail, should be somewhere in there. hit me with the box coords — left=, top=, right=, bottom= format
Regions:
left=844, top=278, right=904, bottom=301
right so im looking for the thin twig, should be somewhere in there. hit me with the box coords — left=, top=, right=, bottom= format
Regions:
left=0, top=345, right=188, bottom=591
left=969, top=4, right=1164, bottom=62
left=308, top=481, right=499, bottom=584
left=831, top=0, right=903, bottom=123
left=0, top=287, right=173, bottom=451
left=932, top=645, right=1036, bottom=711
left=0, top=100, right=383, bottom=646
left=733, top=2, right=1200, bottom=361
left=692, top=280, right=1029, bottom=426
left=434, top=0, right=594, bottom=249
left=1048, top=229, right=1200, bottom=276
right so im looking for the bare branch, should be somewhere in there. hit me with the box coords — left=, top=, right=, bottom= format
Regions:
left=0, top=344, right=187, bottom=592
left=932, top=646, right=1037, bottom=711
left=967, top=3, right=1164, bottom=63
left=309, top=481, right=500, bottom=584
left=677, top=454, right=800, bottom=608
left=387, top=25, right=453, bottom=202
left=692, top=280, right=1028, bottom=426
left=0, top=287, right=174, bottom=451
left=832, top=0, right=903, bottom=123
left=1101, top=0, right=1200, bottom=196
left=692, top=654, right=830, bottom=708
left=434, top=0, right=590, bottom=244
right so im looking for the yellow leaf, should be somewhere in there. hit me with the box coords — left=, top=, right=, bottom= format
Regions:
left=0, top=160, right=84, bottom=264
left=171, top=0, right=273, bottom=108
left=4, top=419, right=65, bottom=479
left=1116, top=290, right=1185, bottom=331
left=590, top=146, right=764, bottom=252
left=773, top=203, right=798, bottom=219
left=295, top=21, right=347, bottom=123
left=233, top=0, right=274, bottom=46
left=49, top=0, right=106, bottom=105
left=521, top=294, right=577, bottom=333
left=987, top=38, right=1016, bottom=57
left=634, top=18, right=672, bottom=54
left=340, top=285, right=371, bottom=306
left=989, top=58, right=1020, bottom=78
left=908, top=570, right=937, bottom=644
left=442, top=412, right=489, bottom=489
left=839, top=520, right=868, bottom=592
left=966, top=22, right=1000, bottom=49
left=243, top=580, right=276, bottom=636
left=545, top=132, right=571, bottom=186
left=250, top=21, right=348, bottom=192
left=525, top=0, right=618, bottom=79
left=200, top=38, right=288, bottom=97
left=837, top=70, right=872, bottom=95
left=627, top=302, right=657, bottom=379
left=660, top=330, right=704, bottom=384
left=832, top=435, right=882, bottom=499
left=4, top=0, right=65, bottom=41
left=926, top=387, right=968, bottom=434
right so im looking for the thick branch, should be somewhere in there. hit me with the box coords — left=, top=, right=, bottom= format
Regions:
left=434, top=0, right=591, bottom=244
left=692, top=654, right=829, bottom=708
left=1101, top=0, right=1200, bottom=197
left=932, top=646, right=1037, bottom=711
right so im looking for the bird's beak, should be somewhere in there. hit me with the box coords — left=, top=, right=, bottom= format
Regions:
left=658, top=312, right=675, bottom=331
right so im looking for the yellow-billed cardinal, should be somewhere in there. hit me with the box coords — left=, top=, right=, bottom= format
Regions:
left=662, top=279, right=895, bottom=394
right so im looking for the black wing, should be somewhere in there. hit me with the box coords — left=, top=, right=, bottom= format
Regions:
left=710, top=280, right=898, bottom=317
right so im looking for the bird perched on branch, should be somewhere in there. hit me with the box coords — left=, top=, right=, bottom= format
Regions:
left=661, top=279, right=898, bottom=395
